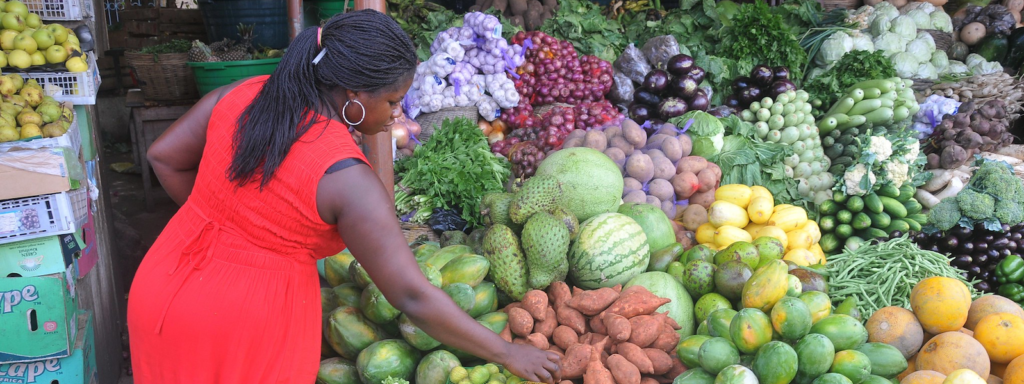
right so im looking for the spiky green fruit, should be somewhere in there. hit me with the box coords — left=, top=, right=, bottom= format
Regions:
left=547, top=206, right=580, bottom=240
left=480, top=192, right=518, bottom=232
left=509, top=175, right=561, bottom=224
left=481, top=224, right=529, bottom=300
left=521, top=212, right=570, bottom=290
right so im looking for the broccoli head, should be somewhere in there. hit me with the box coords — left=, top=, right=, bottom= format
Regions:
left=928, top=197, right=963, bottom=231
left=970, top=161, right=1024, bottom=203
left=995, top=198, right=1024, bottom=226
left=956, top=189, right=996, bottom=220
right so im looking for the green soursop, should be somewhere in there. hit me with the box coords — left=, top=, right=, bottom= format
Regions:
left=521, top=212, right=570, bottom=290
left=548, top=206, right=580, bottom=240
left=509, top=175, right=561, bottom=224
left=481, top=224, right=530, bottom=300
left=480, top=193, right=519, bottom=232
left=440, top=231, right=467, bottom=248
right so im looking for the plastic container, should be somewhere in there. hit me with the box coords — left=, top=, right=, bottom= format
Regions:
left=197, top=0, right=290, bottom=50
left=188, top=58, right=282, bottom=95
left=23, top=0, right=89, bottom=21
left=17, top=52, right=101, bottom=105
left=0, top=188, right=88, bottom=246
left=312, top=0, right=353, bottom=21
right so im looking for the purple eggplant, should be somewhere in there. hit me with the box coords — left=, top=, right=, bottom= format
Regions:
left=768, top=80, right=796, bottom=98
left=634, top=90, right=662, bottom=106
left=772, top=66, right=790, bottom=81
left=643, top=70, right=670, bottom=93
left=732, top=76, right=753, bottom=93
left=688, top=67, right=706, bottom=85
left=724, top=95, right=742, bottom=109
left=666, top=54, right=695, bottom=77
left=739, top=86, right=762, bottom=104
left=629, top=103, right=654, bottom=123
left=750, top=65, right=774, bottom=87
left=671, top=76, right=699, bottom=99
left=951, top=255, right=973, bottom=268
left=689, top=90, right=710, bottom=112
left=658, top=97, right=689, bottom=119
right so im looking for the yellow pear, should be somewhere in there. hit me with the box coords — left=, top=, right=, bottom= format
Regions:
left=0, top=125, right=18, bottom=142
left=19, top=123, right=39, bottom=139
left=16, top=109, right=40, bottom=126
left=8, top=74, right=24, bottom=91
left=41, top=122, right=64, bottom=138
left=19, top=85, right=41, bottom=107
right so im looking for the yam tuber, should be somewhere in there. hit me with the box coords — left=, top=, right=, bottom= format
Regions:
left=643, top=349, right=673, bottom=375
left=508, top=307, right=535, bottom=338
left=567, top=287, right=620, bottom=316
left=562, top=344, right=595, bottom=379
left=557, top=304, right=588, bottom=335
left=527, top=333, right=551, bottom=350
left=522, top=290, right=549, bottom=321
left=602, top=286, right=671, bottom=319
left=607, top=354, right=642, bottom=384
left=605, top=313, right=632, bottom=342
left=584, top=360, right=615, bottom=384
left=627, top=316, right=662, bottom=348
left=553, top=325, right=579, bottom=350
left=535, top=307, right=559, bottom=338
left=617, top=342, right=655, bottom=374
left=548, top=281, right=572, bottom=309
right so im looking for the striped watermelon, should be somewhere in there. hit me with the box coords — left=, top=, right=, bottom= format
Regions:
left=569, top=213, right=651, bottom=289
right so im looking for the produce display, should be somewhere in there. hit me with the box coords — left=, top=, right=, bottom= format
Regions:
left=920, top=99, right=1012, bottom=170
left=919, top=72, right=1024, bottom=122
left=621, top=52, right=711, bottom=124
left=0, top=1, right=88, bottom=72
left=187, top=24, right=283, bottom=63
left=0, top=74, right=75, bottom=143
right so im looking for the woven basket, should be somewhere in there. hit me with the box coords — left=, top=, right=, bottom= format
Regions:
left=820, top=0, right=861, bottom=11
left=125, top=52, right=199, bottom=102
left=922, top=29, right=954, bottom=55
left=401, top=222, right=440, bottom=243
left=414, top=107, right=479, bottom=142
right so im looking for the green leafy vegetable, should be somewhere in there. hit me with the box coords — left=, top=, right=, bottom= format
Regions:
left=804, top=50, right=896, bottom=113
left=394, top=118, right=512, bottom=228
left=540, top=0, right=626, bottom=61
left=718, top=1, right=809, bottom=83
left=713, top=115, right=804, bottom=206
left=133, top=39, right=191, bottom=54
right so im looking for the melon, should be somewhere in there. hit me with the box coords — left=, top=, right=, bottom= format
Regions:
left=569, top=213, right=651, bottom=289
left=618, top=202, right=676, bottom=252
left=626, top=271, right=696, bottom=337
left=535, top=147, right=625, bottom=222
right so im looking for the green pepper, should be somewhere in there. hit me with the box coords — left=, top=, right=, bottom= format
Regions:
left=995, top=255, right=1024, bottom=285
left=998, top=283, right=1024, bottom=303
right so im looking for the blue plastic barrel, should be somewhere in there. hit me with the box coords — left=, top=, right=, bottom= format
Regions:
left=197, top=0, right=290, bottom=49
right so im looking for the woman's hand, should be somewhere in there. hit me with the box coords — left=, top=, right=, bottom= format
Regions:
left=500, top=343, right=562, bottom=384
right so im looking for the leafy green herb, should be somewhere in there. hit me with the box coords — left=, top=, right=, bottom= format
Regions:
left=804, top=50, right=896, bottom=113
left=394, top=118, right=511, bottom=228
left=540, top=0, right=626, bottom=61
left=718, top=1, right=808, bottom=83
left=713, top=115, right=804, bottom=206
left=133, top=39, right=191, bottom=54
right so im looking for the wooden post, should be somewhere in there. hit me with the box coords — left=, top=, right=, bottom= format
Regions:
left=288, top=0, right=304, bottom=40
left=355, top=0, right=396, bottom=196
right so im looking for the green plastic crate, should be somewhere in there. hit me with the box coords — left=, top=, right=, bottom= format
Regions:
left=188, top=58, right=283, bottom=96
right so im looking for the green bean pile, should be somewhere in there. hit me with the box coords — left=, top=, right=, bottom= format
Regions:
left=824, top=236, right=982, bottom=320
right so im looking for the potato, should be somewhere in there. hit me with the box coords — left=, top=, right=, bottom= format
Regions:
left=671, top=171, right=700, bottom=199
left=696, top=168, right=718, bottom=193
left=680, top=204, right=708, bottom=231
left=623, top=190, right=648, bottom=204
left=648, top=178, right=674, bottom=202
left=567, top=128, right=587, bottom=141
left=675, top=156, right=708, bottom=175
left=645, top=134, right=672, bottom=150
left=655, top=123, right=679, bottom=137
left=604, top=147, right=627, bottom=172
left=689, top=188, right=716, bottom=209
left=622, top=119, right=647, bottom=147
left=652, top=157, right=676, bottom=180
left=661, top=137, right=684, bottom=162
left=609, top=136, right=634, bottom=154
left=704, top=162, right=722, bottom=181
left=624, top=177, right=643, bottom=192
left=660, top=200, right=677, bottom=220
left=645, top=149, right=666, bottom=159
left=678, top=135, right=693, bottom=157
left=584, top=130, right=609, bottom=151
left=646, top=195, right=662, bottom=207
left=632, top=150, right=644, bottom=157
left=626, top=154, right=655, bottom=183
left=563, top=137, right=584, bottom=148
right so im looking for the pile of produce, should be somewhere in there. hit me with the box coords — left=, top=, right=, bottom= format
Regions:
left=616, top=50, right=711, bottom=125
left=721, top=65, right=796, bottom=114
left=924, top=159, right=1024, bottom=232
left=0, top=1, right=89, bottom=72
left=920, top=72, right=1024, bottom=122
left=392, top=112, right=424, bottom=157
left=0, top=74, right=75, bottom=143
left=920, top=99, right=1013, bottom=171
left=467, top=0, right=559, bottom=31
left=914, top=223, right=1024, bottom=292
left=953, top=4, right=1018, bottom=64
left=804, top=50, right=896, bottom=116
left=993, top=254, right=1024, bottom=305
left=818, top=184, right=926, bottom=253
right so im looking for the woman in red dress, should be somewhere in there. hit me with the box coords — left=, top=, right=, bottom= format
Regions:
left=127, top=10, right=560, bottom=383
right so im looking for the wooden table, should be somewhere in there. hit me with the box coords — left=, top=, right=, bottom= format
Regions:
left=126, top=90, right=195, bottom=211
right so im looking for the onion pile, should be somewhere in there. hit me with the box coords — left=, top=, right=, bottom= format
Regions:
left=912, top=224, right=1024, bottom=292
left=628, top=54, right=709, bottom=125
left=510, top=31, right=614, bottom=106
left=723, top=65, right=796, bottom=114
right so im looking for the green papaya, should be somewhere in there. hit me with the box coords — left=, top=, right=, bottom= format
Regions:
left=325, top=306, right=390, bottom=360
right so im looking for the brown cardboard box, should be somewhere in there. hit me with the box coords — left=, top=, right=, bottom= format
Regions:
left=0, top=149, right=75, bottom=201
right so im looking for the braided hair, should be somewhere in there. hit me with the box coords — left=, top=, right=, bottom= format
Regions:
left=229, top=9, right=417, bottom=187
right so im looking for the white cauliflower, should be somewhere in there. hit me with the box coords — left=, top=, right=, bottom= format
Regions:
left=903, top=139, right=920, bottom=162
left=885, top=161, right=910, bottom=188
left=844, top=163, right=876, bottom=196
left=868, top=136, right=893, bottom=162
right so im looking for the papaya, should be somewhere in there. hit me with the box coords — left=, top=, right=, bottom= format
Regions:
left=915, top=331, right=990, bottom=379
left=830, top=350, right=873, bottom=384
left=360, top=283, right=401, bottom=324
left=424, top=245, right=473, bottom=269
left=419, top=263, right=443, bottom=288
left=697, top=320, right=710, bottom=336
left=412, top=242, right=441, bottom=262
left=855, top=343, right=909, bottom=378
left=440, top=254, right=490, bottom=288
left=716, top=365, right=759, bottom=384
left=323, top=288, right=339, bottom=318
left=863, top=376, right=891, bottom=384
left=467, top=281, right=498, bottom=318
left=444, top=312, right=509, bottom=362
left=415, top=350, right=462, bottom=384
left=742, top=260, right=790, bottom=312
left=678, top=335, right=713, bottom=368
left=699, top=336, right=741, bottom=375
left=909, top=277, right=971, bottom=335
left=866, top=307, right=924, bottom=360
left=815, top=373, right=854, bottom=384
left=325, top=251, right=357, bottom=287
left=349, top=260, right=373, bottom=288
left=317, top=357, right=361, bottom=384
left=443, top=283, right=477, bottom=313
left=325, top=306, right=391, bottom=360
left=800, top=291, right=834, bottom=324
left=332, top=283, right=363, bottom=308
left=966, top=295, right=1024, bottom=331
left=356, top=339, right=422, bottom=384
left=811, top=314, right=869, bottom=351
left=752, top=341, right=799, bottom=384
left=772, top=296, right=813, bottom=341
left=675, top=368, right=717, bottom=384
left=795, top=334, right=837, bottom=384
left=398, top=313, right=441, bottom=351
left=730, top=308, right=773, bottom=354
left=708, top=308, right=739, bottom=338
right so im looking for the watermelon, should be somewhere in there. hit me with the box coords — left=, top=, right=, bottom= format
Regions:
left=318, top=357, right=361, bottom=384
left=356, top=340, right=422, bottom=384
left=625, top=271, right=695, bottom=337
left=534, top=147, right=624, bottom=222
left=416, top=351, right=461, bottom=384
left=618, top=202, right=676, bottom=252
left=569, top=213, right=651, bottom=289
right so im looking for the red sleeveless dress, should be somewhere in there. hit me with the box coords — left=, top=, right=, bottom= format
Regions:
left=127, top=75, right=367, bottom=383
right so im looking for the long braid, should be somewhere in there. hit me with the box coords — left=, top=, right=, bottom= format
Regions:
left=229, top=9, right=417, bottom=187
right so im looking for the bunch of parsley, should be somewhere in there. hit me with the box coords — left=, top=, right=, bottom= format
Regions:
left=394, top=118, right=511, bottom=229
left=804, top=50, right=896, bottom=114
left=539, top=0, right=625, bottom=62
left=718, top=1, right=808, bottom=84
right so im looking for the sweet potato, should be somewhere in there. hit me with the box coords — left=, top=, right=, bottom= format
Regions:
left=642, top=377, right=661, bottom=384
left=612, top=284, right=623, bottom=293
left=557, top=304, right=587, bottom=334
left=590, top=315, right=608, bottom=335
left=608, top=354, right=642, bottom=384
left=653, top=375, right=674, bottom=384
left=652, top=312, right=681, bottom=331
left=527, top=333, right=550, bottom=350
left=627, top=316, right=662, bottom=348
left=535, top=307, right=558, bottom=338
left=548, top=281, right=572, bottom=309
left=649, top=326, right=680, bottom=352
left=584, top=360, right=615, bottom=384
left=523, top=290, right=549, bottom=321
left=604, top=313, right=631, bottom=342
left=644, top=349, right=673, bottom=375
left=579, top=333, right=595, bottom=346
left=503, top=302, right=523, bottom=314
left=491, top=0, right=508, bottom=13
left=560, top=380, right=574, bottom=384
left=549, top=346, right=565, bottom=358
left=567, top=287, right=620, bottom=316
left=509, top=307, right=535, bottom=338
left=666, top=357, right=687, bottom=378
left=508, top=0, right=528, bottom=16
left=603, top=287, right=671, bottom=319
left=500, top=323, right=513, bottom=343
left=618, top=342, right=655, bottom=374
left=562, top=344, right=595, bottom=379
left=591, top=335, right=611, bottom=355
left=553, top=325, right=579, bottom=350
left=513, top=338, right=529, bottom=345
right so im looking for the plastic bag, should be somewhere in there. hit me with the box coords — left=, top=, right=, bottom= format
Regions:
left=429, top=208, right=469, bottom=233
left=641, top=35, right=681, bottom=71
left=607, top=70, right=635, bottom=104
left=613, top=44, right=651, bottom=85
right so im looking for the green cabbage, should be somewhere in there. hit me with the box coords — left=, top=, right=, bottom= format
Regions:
left=890, top=15, right=918, bottom=41
left=915, top=32, right=936, bottom=51
left=815, top=32, right=854, bottom=67
left=931, top=50, right=949, bottom=71
left=916, top=62, right=938, bottom=79
left=942, top=60, right=969, bottom=75
left=892, top=52, right=921, bottom=78
left=852, top=34, right=875, bottom=52
left=907, top=35, right=935, bottom=63
left=873, top=2, right=900, bottom=22
left=907, top=9, right=932, bottom=29
left=673, top=111, right=724, bottom=158
left=873, top=32, right=907, bottom=56
left=930, top=11, right=953, bottom=33
left=871, top=16, right=892, bottom=36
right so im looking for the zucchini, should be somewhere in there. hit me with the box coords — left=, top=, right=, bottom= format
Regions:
left=819, top=200, right=839, bottom=216
left=862, top=107, right=893, bottom=125
left=858, top=227, right=889, bottom=239
left=829, top=164, right=846, bottom=175
left=862, top=87, right=882, bottom=99
left=848, top=80, right=895, bottom=93
left=906, top=213, right=929, bottom=226
left=864, top=193, right=884, bottom=214
left=897, top=185, right=916, bottom=202
left=842, top=145, right=859, bottom=158
left=848, top=99, right=883, bottom=116
left=893, top=106, right=910, bottom=123
left=819, top=233, right=841, bottom=254
left=879, top=196, right=908, bottom=218
left=903, top=200, right=923, bottom=215
left=832, top=156, right=854, bottom=167
left=852, top=212, right=872, bottom=230
left=866, top=211, right=891, bottom=229
left=819, top=215, right=837, bottom=232
left=904, top=217, right=922, bottom=232
left=836, top=134, right=854, bottom=146
left=827, top=97, right=856, bottom=116
left=836, top=115, right=868, bottom=131
left=824, top=144, right=844, bottom=160
left=832, top=191, right=847, bottom=204
left=884, top=220, right=911, bottom=234
left=877, top=184, right=900, bottom=199
left=847, top=196, right=865, bottom=213
left=835, top=224, right=854, bottom=240
left=836, top=210, right=853, bottom=224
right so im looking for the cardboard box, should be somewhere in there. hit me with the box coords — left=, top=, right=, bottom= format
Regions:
left=0, top=149, right=73, bottom=201
left=0, top=233, right=80, bottom=278
left=0, top=311, right=95, bottom=384
left=0, top=265, right=77, bottom=363
left=73, top=208, right=96, bottom=279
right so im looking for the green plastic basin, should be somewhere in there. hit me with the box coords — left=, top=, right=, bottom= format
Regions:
left=188, top=58, right=282, bottom=95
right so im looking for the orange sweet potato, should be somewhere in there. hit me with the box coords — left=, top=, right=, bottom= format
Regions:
left=584, top=360, right=615, bottom=384
left=572, top=286, right=585, bottom=297
left=548, top=282, right=572, bottom=309
left=590, top=315, right=608, bottom=335
left=557, top=304, right=587, bottom=334
left=653, top=375, right=674, bottom=384
left=652, top=312, right=682, bottom=331
left=608, top=354, right=642, bottom=384
left=527, top=333, right=550, bottom=350
left=563, top=344, right=595, bottom=379
left=591, top=335, right=611, bottom=355
left=666, top=357, right=687, bottom=378
left=618, top=342, right=654, bottom=374
left=535, top=307, right=558, bottom=338
left=500, top=323, right=513, bottom=343
left=523, top=290, right=549, bottom=321
left=579, top=333, right=595, bottom=346
left=553, top=325, right=579, bottom=350
left=503, top=302, right=523, bottom=313
left=513, top=338, right=529, bottom=345
left=644, top=349, right=673, bottom=375
left=627, top=315, right=662, bottom=348
left=509, top=307, right=535, bottom=338
left=612, top=284, right=623, bottom=293
left=605, top=313, right=632, bottom=342
left=549, top=345, right=565, bottom=357
left=642, top=377, right=661, bottom=384
left=649, top=325, right=680, bottom=352
left=603, top=287, right=671, bottom=319
left=567, top=287, right=620, bottom=316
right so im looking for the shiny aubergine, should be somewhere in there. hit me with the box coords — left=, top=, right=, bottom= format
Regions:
left=951, top=255, right=973, bottom=268
left=772, top=66, right=790, bottom=81
left=689, top=90, right=710, bottom=112
left=666, top=54, right=695, bottom=77
left=643, top=70, right=670, bottom=93
left=943, top=236, right=959, bottom=250
left=750, top=65, right=774, bottom=87
left=950, top=225, right=973, bottom=239
left=658, top=97, right=689, bottom=119
left=688, top=67, right=706, bottom=85
left=975, top=281, right=991, bottom=292
left=993, top=237, right=1010, bottom=250
left=739, top=86, right=762, bottom=104
left=671, top=76, right=699, bottom=100
left=768, top=80, right=796, bottom=98
left=958, top=241, right=975, bottom=254
left=732, top=77, right=753, bottom=93
left=629, top=103, right=654, bottom=122
left=976, top=241, right=989, bottom=253
left=634, top=90, right=663, bottom=106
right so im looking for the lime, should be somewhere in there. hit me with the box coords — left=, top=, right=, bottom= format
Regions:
left=470, top=366, right=490, bottom=384
left=450, top=367, right=469, bottom=383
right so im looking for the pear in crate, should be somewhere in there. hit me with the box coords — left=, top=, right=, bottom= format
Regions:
left=6, top=1, right=30, bottom=19
left=36, top=102, right=60, bottom=123
left=46, top=24, right=67, bottom=44
left=19, top=85, right=42, bottom=107
left=20, top=123, right=40, bottom=139
left=8, top=50, right=30, bottom=69
left=0, top=112, right=16, bottom=128
left=0, top=103, right=20, bottom=117
left=0, top=76, right=17, bottom=96
left=29, top=51, right=45, bottom=66
left=65, top=56, right=87, bottom=72
left=41, top=122, right=65, bottom=138
left=0, top=126, right=18, bottom=142
left=44, top=45, right=67, bottom=64
left=8, top=74, right=24, bottom=91
left=25, top=14, right=40, bottom=29
left=6, top=95, right=27, bottom=112
left=16, top=110, right=41, bottom=126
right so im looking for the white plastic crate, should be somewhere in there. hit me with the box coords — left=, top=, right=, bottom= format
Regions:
left=23, top=0, right=89, bottom=21
left=0, top=109, right=81, bottom=158
left=0, top=188, right=86, bottom=245
left=17, top=52, right=100, bottom=105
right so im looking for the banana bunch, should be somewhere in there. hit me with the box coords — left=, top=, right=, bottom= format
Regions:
left=603, top=0, right=651, bottom=18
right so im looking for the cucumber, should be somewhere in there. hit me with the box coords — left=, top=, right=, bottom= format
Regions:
left=837, top=210, right=853, bottom=224
left=903, top=200, right=923, bottom=215
left=847, top=196, right=865, bottom=213
left=824, top=145, right=844, bottom=160
left=819, top=233, right=841, bottom=254
left=819, top=200, right=839, bottom=216
left=835, top=224, right=855, bottom=240
left=884, top=220, right=911, bottom=234
left=906, top=213, right=929, bottom=226
left=877, top=184, right=900, bottom=199
left=864, top=193, right=884, bottom=214
left=898, top=185, right=916, bottom=202
left=866, top=211, right=891, bottom=229
left=879, top=196, right=908, bottom=218
left=820, top=215, right=837, bottom=232
left=904, top=217, right=922, bottom=232
left=832, top=156, right=853, bottom=167
left=842, top=145, right=859, bottom=158
left=832, top=191, right=848, bottom=204
left=822, top=136, right=835, bottom=147
left=848, top=99, right=883, bottom=116
left=836, top=134, right=854, bottom=146
left=859, top=227, right=889, bottom=239
left=846, top=128, right=860, bottom=137
left=852, top=212, right=872, bottom=230
left=829, top=164, right=846, bottom=175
